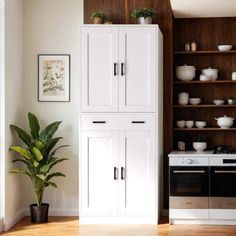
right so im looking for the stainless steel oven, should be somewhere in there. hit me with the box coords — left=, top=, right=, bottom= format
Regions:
left=170, top=166, right=209, bottom=197
left=169, top=156, right=209, bottom=209
left=210, top=157, right=236, bottom=210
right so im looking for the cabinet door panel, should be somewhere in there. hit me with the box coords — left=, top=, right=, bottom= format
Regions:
left=81, top=27, right=118, bottom=112
left=81, top=131, right=119, bottom=216
left=119, top=131, right=156, bottom=216
left=119, top=27, right=156, bottom=112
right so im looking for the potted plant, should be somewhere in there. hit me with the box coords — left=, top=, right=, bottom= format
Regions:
left=90, top=11, right=107, bottom=24
left=9, top=112, right=68, bottom=223
left=131, top=7, right=156, bottom=24
left=193, top=134, right=207, bottom=152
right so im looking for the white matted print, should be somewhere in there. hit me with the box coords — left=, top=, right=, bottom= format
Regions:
left=38, top=54, right=70, bottom=102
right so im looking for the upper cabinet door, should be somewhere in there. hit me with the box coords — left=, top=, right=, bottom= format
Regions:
left=119, top=27, right=156, bottom=112
left=81, top=27, right=119, bottom=112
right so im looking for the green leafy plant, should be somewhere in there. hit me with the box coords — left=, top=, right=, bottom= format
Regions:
left=194, top=134, right=207, bottom=142
left=9, top=112, right=69, bottom=206
left=131, top=7, right=156, bottom=19
left=90, top=11, right=107, bottom=23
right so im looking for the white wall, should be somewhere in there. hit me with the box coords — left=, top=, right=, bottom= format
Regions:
left=4, top=0, right=25, bottom=230
left=23, top=0, right=83, bottom=216
left=0, top=0, right=4, bottom=231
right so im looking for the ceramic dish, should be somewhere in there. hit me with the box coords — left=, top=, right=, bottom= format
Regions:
left=218, top=45, right=232, bottom=52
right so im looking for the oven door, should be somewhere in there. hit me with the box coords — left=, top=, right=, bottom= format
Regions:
left=170, top=166, right=209, bottom=197
left=210, top=166, right=236, bottom=197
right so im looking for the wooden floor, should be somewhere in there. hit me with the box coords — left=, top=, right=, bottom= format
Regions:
left=2, top=217, right=236, bottom=236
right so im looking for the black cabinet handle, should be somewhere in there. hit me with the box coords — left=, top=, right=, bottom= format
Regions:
left=114, top=63, right=118, bottom=76
left=114, top=167, right=117, bottom=180
left=121, top=167, right=125, bottom=180
left=132, top=121, right=145, bottom=124
left=121, top=63, right=125, bottom=76
left=92, top=121, right=106, bottom=124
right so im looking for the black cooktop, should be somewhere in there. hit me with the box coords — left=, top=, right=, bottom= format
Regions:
left=213, top=145, right=236, bottom=154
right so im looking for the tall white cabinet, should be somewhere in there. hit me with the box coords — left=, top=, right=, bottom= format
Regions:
left=80, top=25, right=163, bottom=224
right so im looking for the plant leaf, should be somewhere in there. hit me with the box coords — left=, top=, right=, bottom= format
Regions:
left=12, top=159, right=30, bottom=165
left=10, top=125, right=32, bottom=146
left=45, top=137, right=63, bottom=154
left=9, top=146, right=33, bottom=160
left=39, top=121, right=62, bottom=141
left=11, top=169, right=31, bottom=178
left=48, top=182, right=57, bottom=188
left=33, top=160, right=39, bottom=167
left=40, top=165, right=49, bottom=174
left=49, top=158, right=68, bottom=170
left=50, top=145, right=69, bottom=156
left=28, top=112, right=40, bottom=139
left=36, top=174, right=46, bottom=181
left=47, top=172, right=65, bottom=181
left=32, top=147, right=43, bottom=161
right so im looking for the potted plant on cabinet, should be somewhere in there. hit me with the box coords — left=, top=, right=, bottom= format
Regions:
left=131, top=7, right=156, bottom=24
left=9, top=112, right=68, bottom=223
left=90, top=11, right=107, bottom=24
left=193, top=134, right=207, bottom=152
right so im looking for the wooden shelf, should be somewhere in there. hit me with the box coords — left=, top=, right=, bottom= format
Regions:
left=174, top=50, right=236, bottom=55
left=174, top=128, right=236, bottom=131
left=173, top=105, right=236, bottom=108
left=174, top=80, right=236, bottom=84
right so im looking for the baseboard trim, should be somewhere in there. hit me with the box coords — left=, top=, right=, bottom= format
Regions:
left=3, top=209, right=25, bottom=231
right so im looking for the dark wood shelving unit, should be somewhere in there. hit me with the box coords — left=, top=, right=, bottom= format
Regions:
left=174, top=80, right=236, bottom=84
left=173, top=17, right=236, bottom=152
left=174, top=128, right=236, bottom=131
left=174, top=105, right=236, bottom=108
left=174, top=50, right=236, bottom=55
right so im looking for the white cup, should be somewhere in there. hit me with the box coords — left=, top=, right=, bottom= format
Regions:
left=232, top=72, right=236, bottom=80
left=186, top=120, right=194, bottom=128
left=177, top=120, right=185, bottom=128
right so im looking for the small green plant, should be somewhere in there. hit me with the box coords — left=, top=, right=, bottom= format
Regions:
left=90, top=11, right=107, bottom=23
left=195, top=134, right=207, bottom=142
left=9, top=112, right=69, bottom=206
left=131, top=7, right=156, bottom=19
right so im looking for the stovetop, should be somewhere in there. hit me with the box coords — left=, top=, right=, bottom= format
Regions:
left=212, top=145, right=236, bottom=154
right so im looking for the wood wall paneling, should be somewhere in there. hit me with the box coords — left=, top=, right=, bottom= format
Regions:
left=84, top=0, right=173, bottom=211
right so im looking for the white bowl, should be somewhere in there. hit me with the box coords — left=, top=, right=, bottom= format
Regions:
left=215, top=115, right=234, bottom=129
left=213, top=99, right=224, bottom=105
left=186, top=120, right=194, bottom=128
left=193, top=142, right=207, bottom=152
left=200, top=74, right=212, bottom=81
left=176, top=120, right=185, bottom=128
left=218, top=45, right=232, bottom=52
left=195, top=121, right=206, bottom=128
left=189, top=98, right=201, bottom=105
left=176, top=65, right=196, bottom=81
left=202, top=67, right=218, bottom=81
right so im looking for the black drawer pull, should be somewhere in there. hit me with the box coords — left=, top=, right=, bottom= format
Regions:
left=92, top=121, right=106, bottom=124
left=121, top=167, right=125, bottom=180
left=114, top=63, right=118, bottom=76
left=114, top=167, right=118, bottom=180
left=223, top=159, right=236, bottom=163
left=132, top=121, right=145, bottom=124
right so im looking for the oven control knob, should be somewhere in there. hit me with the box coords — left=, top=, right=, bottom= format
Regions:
left=186, top=159, right=193, bottom=164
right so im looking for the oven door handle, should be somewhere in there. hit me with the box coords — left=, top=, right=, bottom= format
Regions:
left=173, top=170, right=205, bottom=174
left=214, top=170, right=236, bottom=174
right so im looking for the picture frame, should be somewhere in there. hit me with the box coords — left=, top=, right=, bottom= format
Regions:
left=38, top=54, right=70, bottom=102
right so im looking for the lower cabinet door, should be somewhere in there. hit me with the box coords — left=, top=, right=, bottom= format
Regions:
left=118, top=131, right=156, bottom=217
left=80, top=131, right=119, bottom=216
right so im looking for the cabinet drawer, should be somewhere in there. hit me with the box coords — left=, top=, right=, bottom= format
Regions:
left=80, top=114, right=156, bottom=131
left=210, top=197, right=236, bottom=209
left=170, top=197, right=208, bottom=209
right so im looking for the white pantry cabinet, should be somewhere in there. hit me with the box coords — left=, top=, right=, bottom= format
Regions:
left=81, top=25, right=160, bottom=112
left=80, top=25, right=163, bottom=224
left=80, top=116, right=157, bottom=223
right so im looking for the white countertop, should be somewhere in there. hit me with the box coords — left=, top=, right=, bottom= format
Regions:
left=169, top=150, right=236, bottom=158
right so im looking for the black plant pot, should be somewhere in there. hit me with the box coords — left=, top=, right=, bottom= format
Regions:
left=30, top=203, right=49, bottom=223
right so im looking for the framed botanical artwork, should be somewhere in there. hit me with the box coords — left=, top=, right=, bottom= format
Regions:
left=38, top=54, right=70, bottom=102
